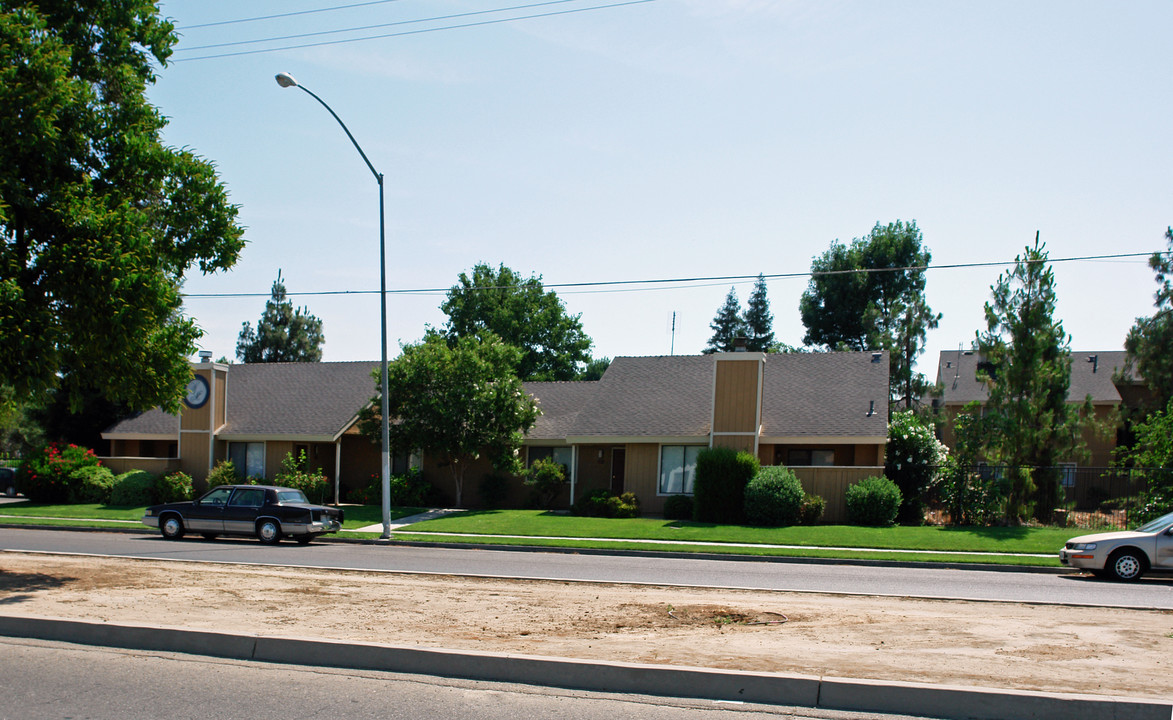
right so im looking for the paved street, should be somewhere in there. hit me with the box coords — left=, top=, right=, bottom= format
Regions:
left=2, top=527, right=1170, bottom=608
left=1, top=637, right=920, bottom=720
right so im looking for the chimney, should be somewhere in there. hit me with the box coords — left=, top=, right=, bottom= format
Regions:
left=733, top=337, right=748, bottom=352
left=198, top=350, right=213, bottom=364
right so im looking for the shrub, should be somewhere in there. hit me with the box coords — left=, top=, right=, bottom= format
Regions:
left=692, top=447, right=759, bottom=524
left=156, top=471, right=193, bottom=503
left=662, top=494, right=694, bottom=521
left=523, top=458, right=567, bottom=509
left=111, top=470, right=156, bottom=506
left=17, top=443, right=101, bottom=503
left=206, top=460, right=242, bottom=488
left=275, top=450, right=330, bottom=504
left=572, top=489, right=640, bottom=518
left=349, top=468, right=439, bottom=507
left=478, top=473, right=510, bottom=509
left=799, top=492, right=826, bottom=525
left=846, top=475, right=903, bottom=526
left=69, top=465, right=116, bottom=504
left=743, top=466, right=804, bottom=526
left=885, top=411, right=948, bottom=524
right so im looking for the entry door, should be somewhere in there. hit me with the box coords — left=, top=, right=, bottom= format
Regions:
left=610, top=448, right=626, bottom=494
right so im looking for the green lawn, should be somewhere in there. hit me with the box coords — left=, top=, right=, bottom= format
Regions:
left=404, top=510, right=1074, bottom=554
left=0, top=502, right=1073, bottom=565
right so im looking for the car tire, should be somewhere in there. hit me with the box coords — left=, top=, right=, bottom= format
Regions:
left=295, top=534, right=313, bottom=545
left=1106, top=549, right=1147, bottom=582
left=256, top=519, right=282, bottom=545
left=201, top=533, right=218, bottom=541
left=3, top=484, right=15, bottom=498
left=160, top=514, right=185, bottom=540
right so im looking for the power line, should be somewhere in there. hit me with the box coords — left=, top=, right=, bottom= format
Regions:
left=172, top=0, right=660, bottom=61
left=176, top=0, right=585, bottom=52
left=179, top=0, right=408, bottom=30
left=181, top=250, right=1164, bottom=300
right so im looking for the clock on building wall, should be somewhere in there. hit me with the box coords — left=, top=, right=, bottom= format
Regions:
left=184, top=375, right=209, bottom=409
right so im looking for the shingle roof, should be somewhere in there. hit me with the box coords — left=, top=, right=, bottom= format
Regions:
left=104, top=361, right=379, bottom=441
left=219, top=362, right=379, bottom=439
left=526, top=352, right=888, bottom=442
left=933, top=350, right=1130, bottom=406
left=760, top=352, right=890, bottom=438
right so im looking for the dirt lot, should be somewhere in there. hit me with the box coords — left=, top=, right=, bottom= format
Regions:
left=1, top=551, right=1170, bottom=702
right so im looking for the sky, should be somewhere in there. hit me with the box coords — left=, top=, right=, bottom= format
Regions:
left=150, top=0, right=1172, bottom=375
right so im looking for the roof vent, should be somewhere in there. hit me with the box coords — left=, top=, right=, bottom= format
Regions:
left=871, top=352, right=882, bottom=363
left=866, top=400, right=875, bottom=417
left=1087, top=355, right=1099, bottom=374
left=198, top=350, right=213, bottom=364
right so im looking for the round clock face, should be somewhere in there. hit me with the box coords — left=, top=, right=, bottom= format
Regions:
left=184, top=375, right=210, bottom=409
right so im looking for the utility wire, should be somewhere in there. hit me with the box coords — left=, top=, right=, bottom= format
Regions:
left=179, top=0, right=408, bottom=30
left=181, top=250, right=1165, bottom=300
left=176, top=0, right=585, bottom=52
left=172, top=0, right=659, bottom=61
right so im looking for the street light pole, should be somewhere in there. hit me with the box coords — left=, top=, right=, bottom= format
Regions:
left=275, top=72, right=393, bottom=539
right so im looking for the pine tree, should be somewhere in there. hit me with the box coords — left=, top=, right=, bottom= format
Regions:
left=703, top=287, right=748, bottom=354
left=743, top=274, right=775, bottom=352
left=236, top=271, right=325, bottom=363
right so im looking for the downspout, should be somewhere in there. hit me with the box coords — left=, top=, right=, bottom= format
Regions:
left=334, top=438, right=342, bottom=505
left=570, top=445, right=578, bottom=506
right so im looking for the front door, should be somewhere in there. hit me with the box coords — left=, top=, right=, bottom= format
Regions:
left=610, top=448, right=626, bottom=494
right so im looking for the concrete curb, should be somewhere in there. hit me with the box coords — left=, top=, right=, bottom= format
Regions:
left=2, top=615, right=1168, bottom=720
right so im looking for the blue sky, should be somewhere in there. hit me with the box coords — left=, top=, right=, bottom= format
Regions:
left=152, top=0, right=1172, bottom=373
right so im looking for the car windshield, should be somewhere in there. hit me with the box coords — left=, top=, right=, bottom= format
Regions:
left=276, top=490, right=309, bottom=504
left=1135, top=511, right=1173, bottom=534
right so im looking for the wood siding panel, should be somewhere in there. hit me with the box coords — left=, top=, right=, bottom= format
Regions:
left=713, top=360, right=761, bottom=433
left=791, top=466, right=884, bottom=524
left=624, top=443, right=662, bottom=513
left=713, top=435, right=755, bottom=453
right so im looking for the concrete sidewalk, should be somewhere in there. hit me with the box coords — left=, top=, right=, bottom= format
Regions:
left=1, top=614, right=1167, bottom=720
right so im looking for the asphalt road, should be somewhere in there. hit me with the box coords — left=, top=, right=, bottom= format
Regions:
left=1, top=638, right=920, bottom=720
left=3, top=527, right=1171, bottom=608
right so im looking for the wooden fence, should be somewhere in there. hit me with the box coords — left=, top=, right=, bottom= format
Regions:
left=789, top=466, right=885, bottom=524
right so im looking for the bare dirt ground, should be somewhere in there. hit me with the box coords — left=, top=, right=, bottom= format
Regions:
left=2, top=552, right=1171, bottom=702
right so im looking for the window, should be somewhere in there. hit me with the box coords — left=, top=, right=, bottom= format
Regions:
left=1059, top=463, right=1077, bottom=488
left=228, top=488, right=265, bottom=507
left=660, top=446, right=703, bottom=494
left=784, top=449, right=834, bottom=466
left=228, top=442, right=265, bottom=479
left=529, top=447, right=574, bottom=473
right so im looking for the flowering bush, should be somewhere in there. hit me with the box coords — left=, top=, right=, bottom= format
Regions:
left=17, top=444, right=101, bottom=503
left=885, top=411, right=948, bottom=524
left=275, top=450, right=330, bottom=504
left=156, top=471, right=193, bottom=503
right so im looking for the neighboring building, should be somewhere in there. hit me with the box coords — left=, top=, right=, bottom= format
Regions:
left=930, top=349, right=1146, bottom=468
left=104, top=350, right=891, bottom=519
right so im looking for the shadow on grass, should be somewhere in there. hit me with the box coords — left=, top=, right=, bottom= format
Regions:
left=937, top=525, right=1039, bottom=541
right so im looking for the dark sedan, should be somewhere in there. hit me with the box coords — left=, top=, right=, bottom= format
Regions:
left=143, top=484, right=344, bottom=545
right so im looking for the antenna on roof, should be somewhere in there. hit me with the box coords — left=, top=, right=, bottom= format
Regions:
left=670, top=311, right=676, bottom=356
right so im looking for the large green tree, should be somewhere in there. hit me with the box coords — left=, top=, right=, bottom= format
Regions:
left=743, top=274, right=775, bottom=352
left=703, top=287, right=748, bottom=354
left=0, top=1, right=244, bottom=414
left=799, top=221, right=940, bottom=408
left=359, top=332, right=539, bottom=507
left=974, top=235, right=1095, bottom=522
left=1124, top=227, right=1173, bottom=410
left=236, top=271, right=325, bottom=363
left=440, top=263, right=592, bottom=381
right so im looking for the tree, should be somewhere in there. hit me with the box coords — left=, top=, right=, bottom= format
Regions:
left=1126, top=398, right=1173, bottom=522
left=799, top=221, right=940, bottom=408
left=885, top=410, right=948, bottom=524
left=236, top=271, right=325, bottom=363
left=703, top=287, right=748, bottom=354
left=743, top=274, right=775, bottom=352
left=441, top=264, right=593, bottom=381
left=581, top=356, right=611, bottom=381
left=1124, top=227, right=1173, bottom=410
left=359, top=332, right=539, bottom=507
left=974, top=235, right=1095, bottom=522
left=0, top=2, right=245, bottom=414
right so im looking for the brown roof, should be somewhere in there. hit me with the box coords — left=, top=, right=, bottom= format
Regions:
left=102, top=408, right=180, bottom=438
left=933, top=350, right=1130, bottom=406
left=526, top=352, right=888, bottom=442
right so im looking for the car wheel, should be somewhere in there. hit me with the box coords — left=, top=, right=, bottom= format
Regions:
left=1107, top=549, right=1147, bottom=582
left=160, top=515, right=185, bottom=540
left=201, top=533, right=218, bottom=541
left=295, top=534, right=313, bottom=545
left=3, top=484, right=15, bottom=498
left=256, top=519, right=282, bottom=545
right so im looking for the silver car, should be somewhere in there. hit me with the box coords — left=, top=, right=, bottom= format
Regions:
left=1059, top=510, right=1173, bottom=581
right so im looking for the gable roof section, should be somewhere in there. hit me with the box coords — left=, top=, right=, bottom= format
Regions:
left=934, top=349, right=1128, bottom=406
left=760, top=352, right=889, bottom=440
left=218, top=361, right=379, bottom=441
left=524, top=381, right=599, bottom=440
left=567, top=355, right=714, bottom=441
left=102, top=408, right=179, bottom=439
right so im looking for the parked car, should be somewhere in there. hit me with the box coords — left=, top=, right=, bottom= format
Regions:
left=1059, top=510, right=1173, bottom=581
left=1, top=467, right=15, bottom=497
left=143, top=484, right=344, bottom=545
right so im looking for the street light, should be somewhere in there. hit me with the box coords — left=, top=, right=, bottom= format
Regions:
left=275, top=71, right=393, bottom=539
